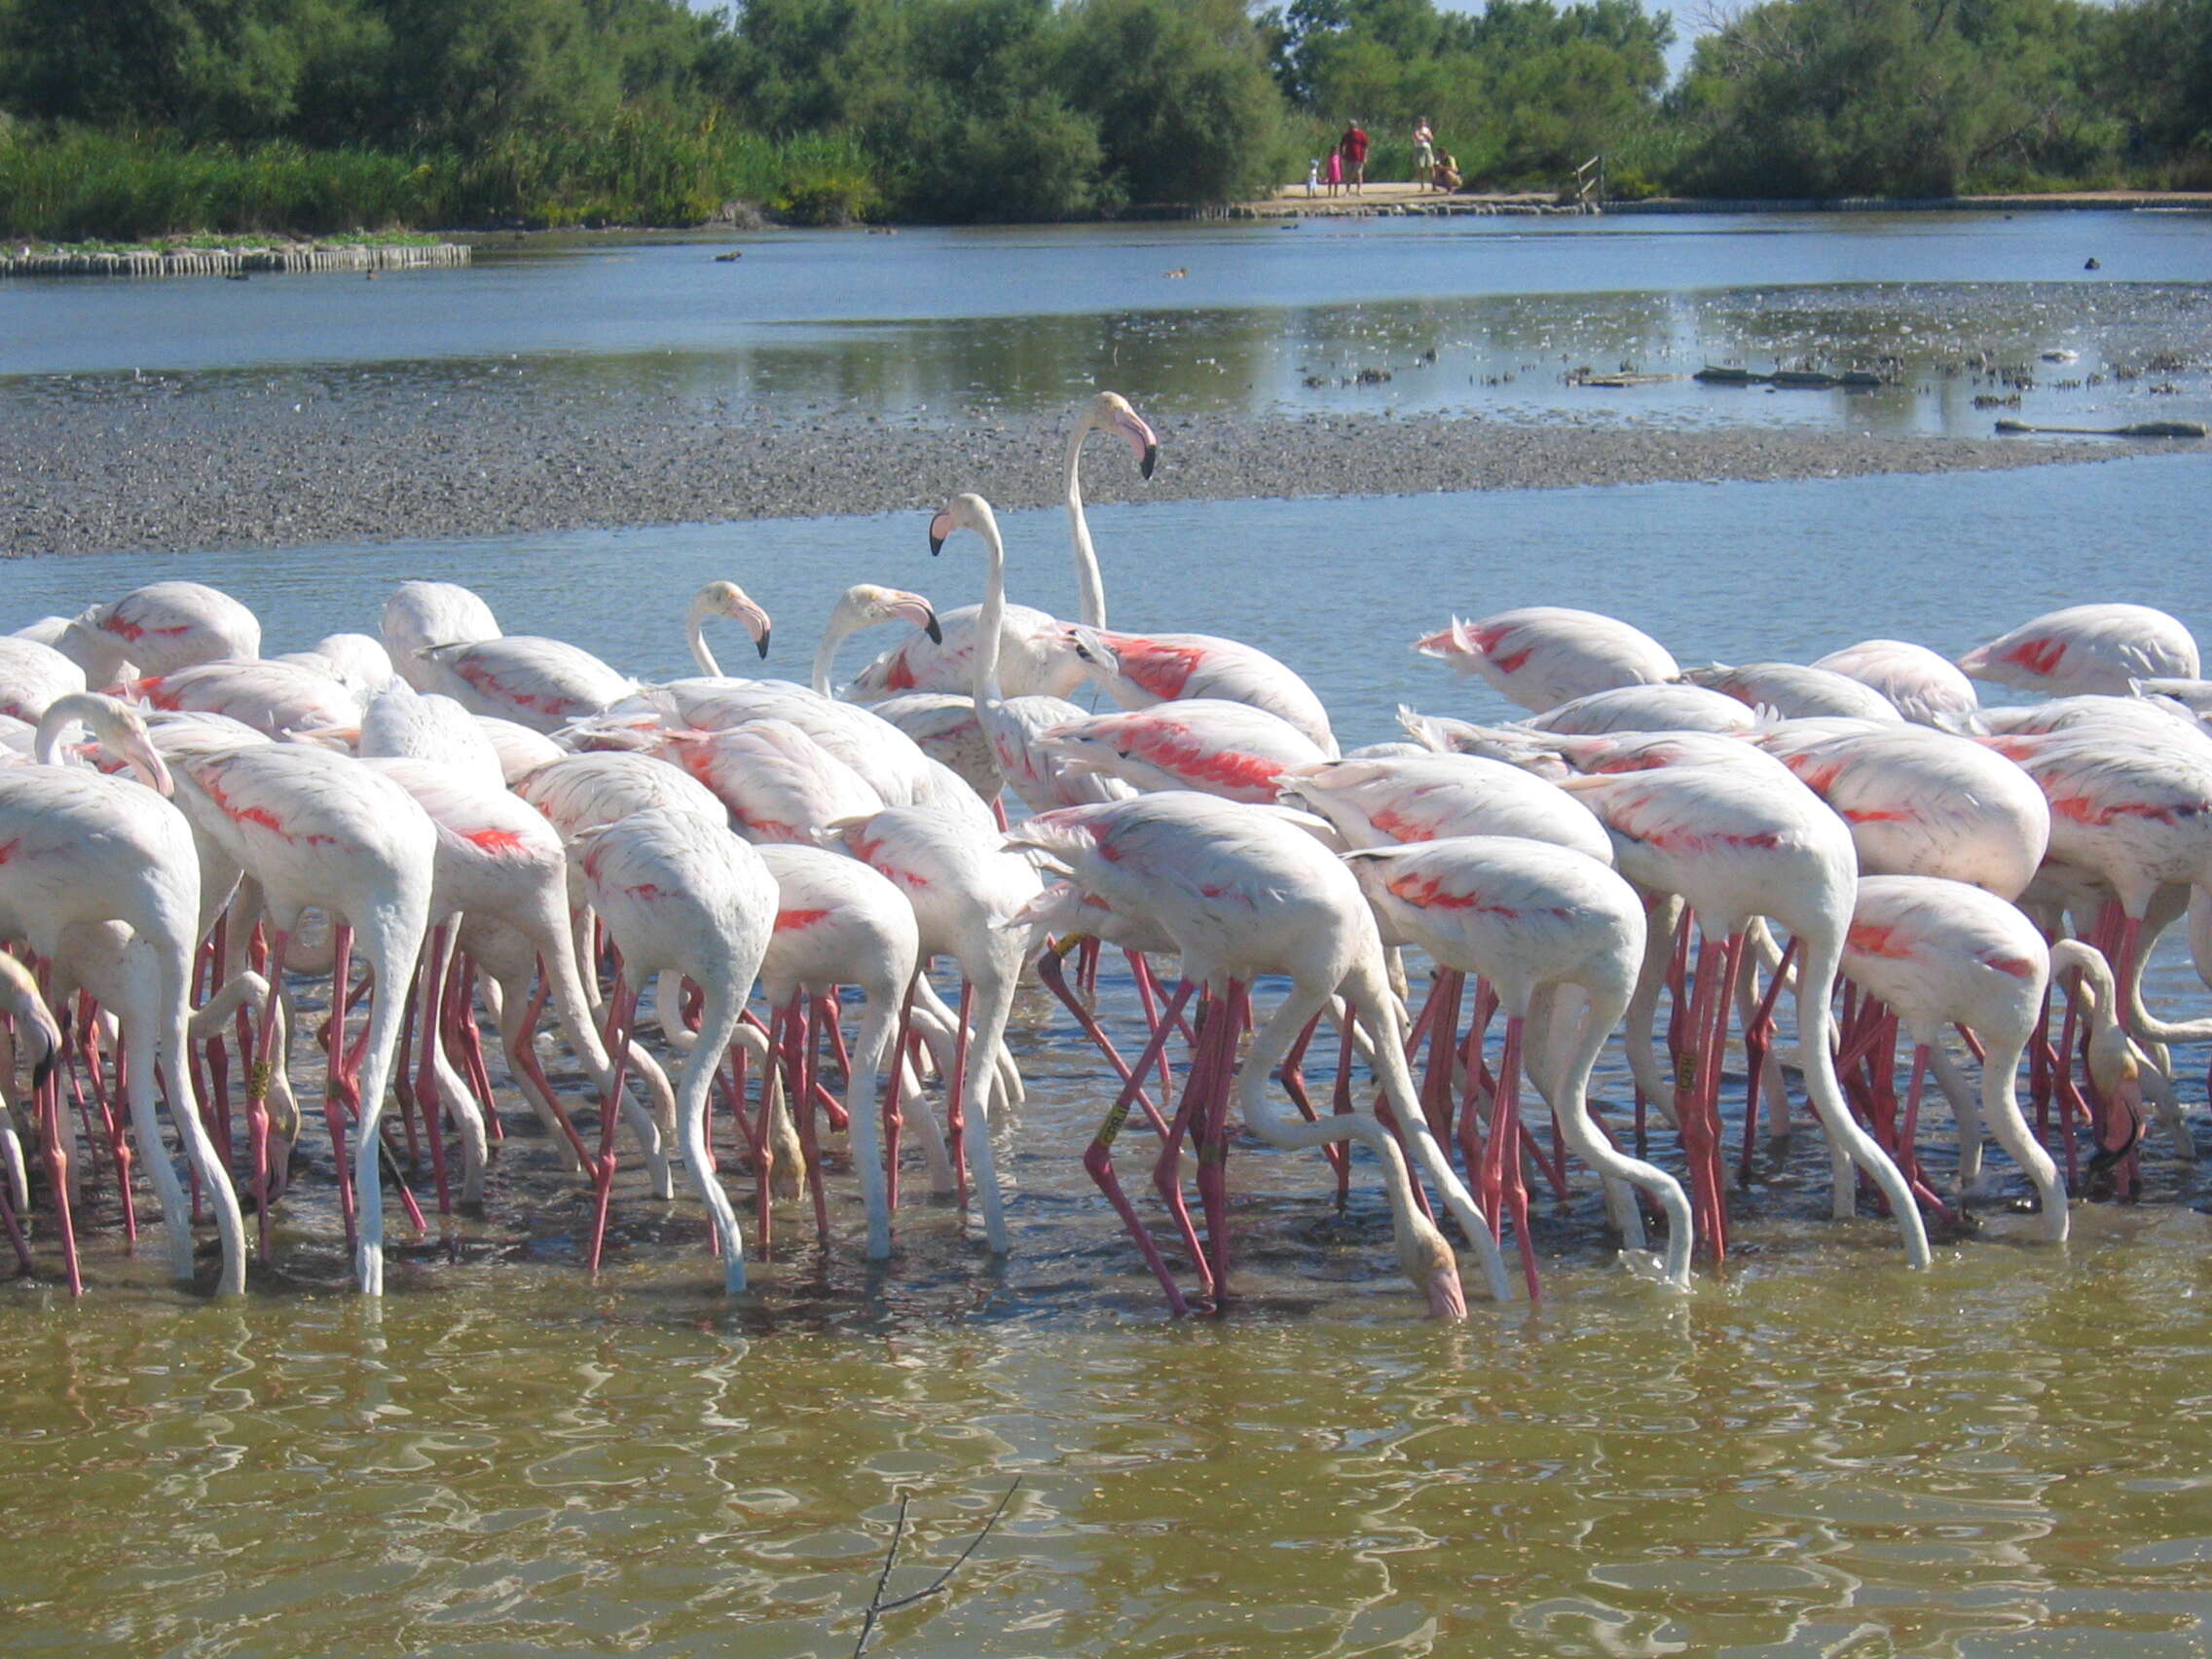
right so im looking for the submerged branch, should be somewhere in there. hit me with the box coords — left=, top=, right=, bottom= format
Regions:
left=851, top=1478, right=1021, bottom=1657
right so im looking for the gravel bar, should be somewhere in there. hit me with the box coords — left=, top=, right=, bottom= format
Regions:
left=0, top=377, right=2152, bottom=557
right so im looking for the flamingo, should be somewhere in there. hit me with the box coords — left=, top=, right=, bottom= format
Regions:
left=162, top=739, right=436, bottom=1294
left=1813, top=640, right=1980, bottom=729
left=1992, top=731, right=2212, bottom=1025
left=1066, top=626, right=1338, bottom=756
left=1415, top=608, right=1677, bottom=714
left=669, top=578, right=774, bottom=678
left=658, top=719, right=886, bottom=843
left=1836, top=874, right=2073, bottom=1237
left=1980, top=693, right=2212, bottom=754
left=851, top=391, right=1156, bottom=700
left=824, top=799, right=1041, bottom=1253
left=1678, top=661, right=1903, bottom=722
left=71, top=580, right=261, bottom=681
left=1751, top=723, right=2051, bottom=900
left=1277, top=753, right=1616, bottom=864
left=130, top=658, right=363, bottom=737
left=754, top=843, right=923, bottom=1259
left=930, top=493, right=1132, bottom=814
left=364, top=756, right=672, bottom=1205
left=1555, top=759, right=1935, bottom=1268
left=1522, top=683, right=1756, bottom=736
left=383, top=580, right=501, bottom=693
left=0, top=638, right=87, bottom=721
left=420, top=635, right=637, bottom=735
left=625, top=680, right=991, bottom=829
left=357, top=681, right=507, bottom=785
left=1007, top=793, right=1513, bottom=1314
left=576, top=808, right=776, bottom=1291
left=1038, top=700, right=1326, bottom=804
left=310, top=633, right=396, bottom=695
left=1957, top=603, right=2199, bottom=696
left=1344, top=834, right=1695, bottom=1290
left=0, top=693, right=246, bottom=1294
left=807, top=585, right=939, bottom=697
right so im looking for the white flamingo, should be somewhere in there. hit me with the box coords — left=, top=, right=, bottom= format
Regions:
left=0, top=693, right=246, bottom=1294
left=576, top=808, right=776, bottom=1292
left=1957, top=603, right=2198, bottom=696
left=1346, top=833, right=1696, bottom=1290
left=1416, top=607, right=1678, bottom=713
left=851, top=391, right=1157, bottom=699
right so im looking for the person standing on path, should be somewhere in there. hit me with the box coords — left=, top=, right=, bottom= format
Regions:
left=1341, top=122, right=1369, bottom=195
left=1413, top=118, right=1435, bottom=188
left=1324, top=145, right=1343, bottom=196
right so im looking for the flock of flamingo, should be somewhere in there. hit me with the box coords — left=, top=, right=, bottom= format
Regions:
left=0, top=388, right=2206, bottom=1318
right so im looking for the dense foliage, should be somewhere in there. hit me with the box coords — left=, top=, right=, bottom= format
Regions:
left=3, top=0, right=2212, bottom=236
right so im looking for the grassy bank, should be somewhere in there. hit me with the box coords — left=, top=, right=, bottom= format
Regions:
left=0, top=125, right=881, bottom=242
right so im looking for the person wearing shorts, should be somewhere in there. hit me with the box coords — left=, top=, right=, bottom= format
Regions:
left=1341, top=122, right=1369, bottom=194
left=1413, top=119, right=1435, bottom=188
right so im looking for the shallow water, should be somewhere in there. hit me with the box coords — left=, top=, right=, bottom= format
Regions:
left=5, top=457, right=2212, bottom=1652
left=7, top=214, right=2212, bottom=435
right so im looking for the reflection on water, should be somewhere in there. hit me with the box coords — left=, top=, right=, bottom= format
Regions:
left=4, top=459, right=2212, bottom=1653
left=7, top=215, right=2212, bottom=436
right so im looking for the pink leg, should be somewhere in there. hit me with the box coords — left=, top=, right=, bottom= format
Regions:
left=1491, top=1014, right=1540, bottom=1300
left=586, top=972, right=638, bottom=1276
left=945, top=977, right=973, bottom=1207
left=1085, top=976, right=1200, bottom=1315
left=803, top=994, right=835, bottom=1245
left=244, top=929, right=289, bottom=1262
left=881, top=982, right=917, bottom=1213
left=1739, top=937, right=1795, bottom=1183
left=1194, top=982, right=1248, bottom=1306
left=413, top=923, right=455, bottom=1215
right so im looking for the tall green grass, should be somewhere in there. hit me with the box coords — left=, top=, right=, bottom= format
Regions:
left=0, top=122, right=884, bottom=240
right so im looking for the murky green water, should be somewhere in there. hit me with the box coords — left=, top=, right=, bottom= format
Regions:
left=7, top=224, right=2212, bottom=1653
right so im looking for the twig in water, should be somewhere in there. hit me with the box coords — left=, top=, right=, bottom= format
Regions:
left=852, top=1477, right=1021, bottom=1657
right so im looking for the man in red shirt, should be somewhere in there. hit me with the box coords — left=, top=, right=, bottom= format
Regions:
left=1341, top=122, right=1369, bottom=195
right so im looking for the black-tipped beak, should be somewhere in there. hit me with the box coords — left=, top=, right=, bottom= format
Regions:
left=756, top=629, right=772, bottom=660
left=929, top=534, right=945, bottom=556
left=924, top=609, right=943, bottom=644
left=31, top=1049, right=55, bottom=1094
left=1140, top=443, right=1158, bottom=481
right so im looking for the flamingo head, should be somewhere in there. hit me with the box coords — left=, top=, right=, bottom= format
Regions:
left=40, top=691, right=174, bottom=794
left=1398, top=1212, right=1468, bottom=1321
left=691, top=580, right=772, bottom=659
left=1090, top=391, right=1159, bottom=480
left=839, top=584, right=940, bottom=645
left=0, top=955, right=60, bottom=1094
left=2083, top=1022, right=2148, bottom=1170
left=1064, top=625, right=1123, bottom=686
left=928, top=493, right=996, bottom=557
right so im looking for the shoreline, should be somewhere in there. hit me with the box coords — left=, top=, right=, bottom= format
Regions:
left=0, top=387, right=2171, bottom=557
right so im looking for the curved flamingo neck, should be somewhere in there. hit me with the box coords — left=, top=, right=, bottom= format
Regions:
left=687, top=602, right=722, bottom=680
left=1065, top=413, right=1108, bottom=632
left=32, top=693, right=97, bottom=766
left=812, top=605, right=866, bottom=699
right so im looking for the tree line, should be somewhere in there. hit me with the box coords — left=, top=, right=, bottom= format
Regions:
left=1, top=0, right=2210, bottom=238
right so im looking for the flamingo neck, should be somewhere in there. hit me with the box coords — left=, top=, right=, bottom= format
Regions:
left=812, top=606, right=864, bottom=700
left=1065, top=415, right=1108, bottom=632
left=687, top=605, right=723, bottom=679
left=973, top=513, right=1009, bottom=714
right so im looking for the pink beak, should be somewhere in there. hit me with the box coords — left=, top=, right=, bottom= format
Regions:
left=886, top=591, right=941, bottom=643
left=1424, top=1263, right=1468, bottom=1322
